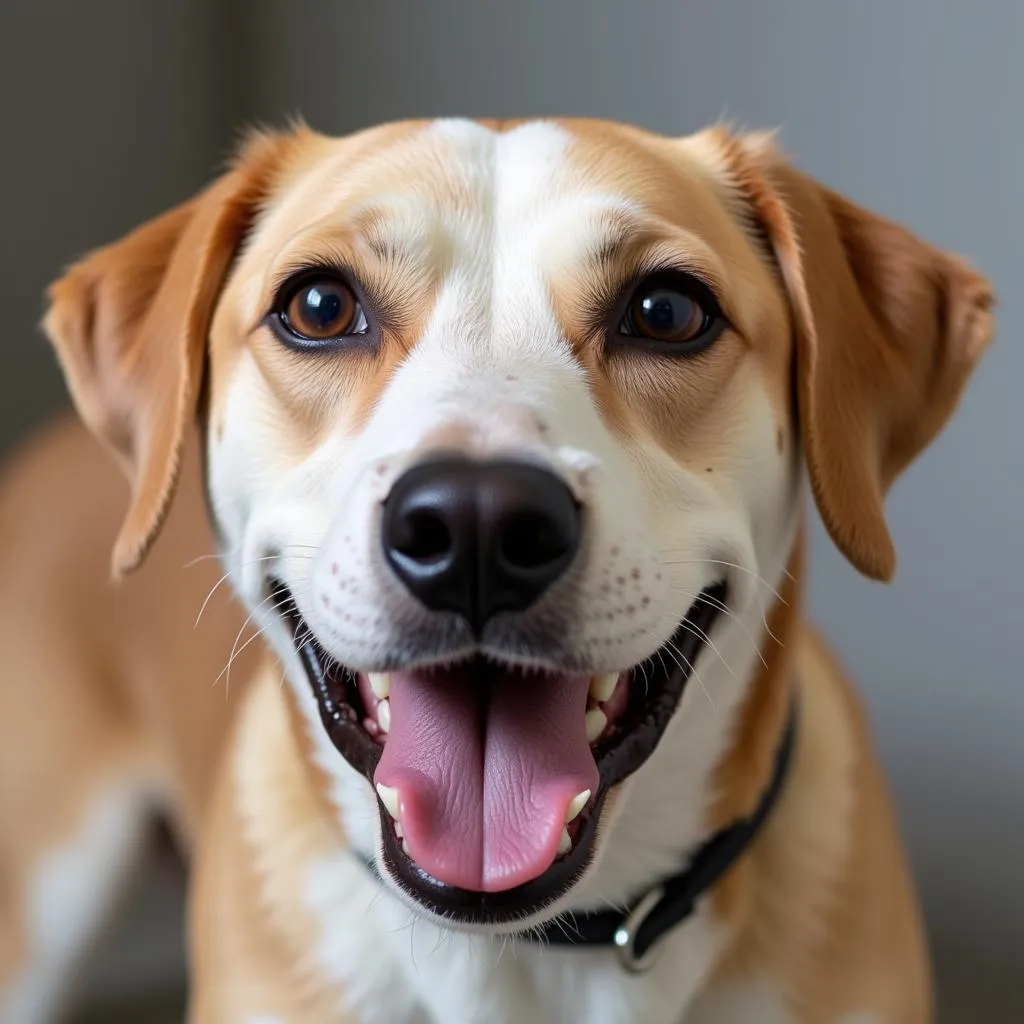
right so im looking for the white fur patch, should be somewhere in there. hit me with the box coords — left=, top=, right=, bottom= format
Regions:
left=1, top=786, right=147, bottom=1024
left=303, top=840, right=728, bottom=1024
left=685, top=977, right=794, bottom=1023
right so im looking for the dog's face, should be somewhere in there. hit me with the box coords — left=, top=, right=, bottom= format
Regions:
left=45, top=119, right=993, bottom=933
left=203, top=119, right=799, bottom=923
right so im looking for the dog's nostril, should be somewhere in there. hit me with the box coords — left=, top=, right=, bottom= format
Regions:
left=395, top=510, right=452, bottom=563
left=499, top=511, right=572, bottom=570
left=382, top=456, right=581, bottom=633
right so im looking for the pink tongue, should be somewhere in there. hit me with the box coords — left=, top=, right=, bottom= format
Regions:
left=374, top=664, right=598, bottom=892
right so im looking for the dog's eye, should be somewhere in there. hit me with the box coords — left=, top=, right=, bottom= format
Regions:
left=278, top=275, right=368, bottom=343
left=616, top=272, right=726, bottom=352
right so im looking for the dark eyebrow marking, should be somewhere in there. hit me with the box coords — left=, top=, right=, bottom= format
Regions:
left=351, top=206, right=408, bottom=265
left=366, top=234, right=400, bottom=264
left=582, top=212, right=651, bottom=273
left=592, top=231, right=633, bottom=270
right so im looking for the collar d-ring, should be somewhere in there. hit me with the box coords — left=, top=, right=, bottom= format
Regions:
left=613, top=883, right=670, bottom=972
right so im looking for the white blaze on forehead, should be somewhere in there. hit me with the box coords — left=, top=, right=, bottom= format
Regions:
left=425, top=118, right=632, bottom=338
left=425, top=118, right=575, bottom=354
left=429, top=117, right=575, bottom=217
left=346, top=119, right=629, bottom=470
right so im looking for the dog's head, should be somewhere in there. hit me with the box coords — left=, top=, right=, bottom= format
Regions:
left=44, top=119, right=992, bottom=932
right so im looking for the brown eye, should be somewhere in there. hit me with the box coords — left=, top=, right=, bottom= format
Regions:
left=280, top=275, right=367, bottom=342
left=631, top=288, right=705, bottom=341
left=617, top=272, right=725, bottom=352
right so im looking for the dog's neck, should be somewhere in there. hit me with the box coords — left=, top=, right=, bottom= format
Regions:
left=710, top=527, right=804, bottom=833
left=233, top=531, right=806, bottom=1022
left=700, top=526, right=804, bottom=946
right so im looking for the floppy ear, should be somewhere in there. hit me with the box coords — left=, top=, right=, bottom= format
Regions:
left=714, top=130, right=995, bottom=580
left=43, top=131, right=292, bottom=579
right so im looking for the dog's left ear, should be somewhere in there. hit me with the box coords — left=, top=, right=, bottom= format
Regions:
left=713, top=130, right=995, bottom=581
left=43, top=131, right=293, bottom=579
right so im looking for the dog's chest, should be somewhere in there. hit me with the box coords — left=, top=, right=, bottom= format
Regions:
left=304, top=853, right=736, bottom=1024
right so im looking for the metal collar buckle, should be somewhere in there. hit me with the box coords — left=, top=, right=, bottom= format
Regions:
left=612, top=884, right=668, bottom=972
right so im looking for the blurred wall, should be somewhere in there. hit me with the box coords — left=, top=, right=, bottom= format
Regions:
left=232, top=0, right=1024, bottom=1009
left=0, top=1, right=235, bottom=454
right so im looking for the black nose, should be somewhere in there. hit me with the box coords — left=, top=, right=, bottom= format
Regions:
left=381, top=457, right=581, bottom=635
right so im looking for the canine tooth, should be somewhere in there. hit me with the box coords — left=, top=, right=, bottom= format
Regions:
left=558, top=828, right=572, bottom=856
left=565, top=789, right=591, bottom=824
left=585, top=708, right=608, bottom=744
left=377, top=698, right=392, bottom=734
left=375, top=783, right=400, bottom=819
left=590, top=673, right=619, bottom=703
left=402, top=838, right=411, bottom=856
left=368, top=672, right=391, bottom=699
left=394, top=822, right=404, bottom=839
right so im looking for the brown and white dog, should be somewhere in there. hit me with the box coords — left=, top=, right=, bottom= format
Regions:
left=0, top=118, right=993, bottom=1023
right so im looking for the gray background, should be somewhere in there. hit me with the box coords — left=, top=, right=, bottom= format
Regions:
left=1, top=1, right=1020, bottom=1019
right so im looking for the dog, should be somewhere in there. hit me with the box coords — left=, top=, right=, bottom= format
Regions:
left=0, top=118, right=993, bottom=1023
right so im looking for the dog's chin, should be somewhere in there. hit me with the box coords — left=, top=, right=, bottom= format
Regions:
left=274, top=582, right=726, bottom=932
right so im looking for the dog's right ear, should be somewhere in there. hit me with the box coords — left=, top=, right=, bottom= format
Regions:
left=710, top=128, right=994, bottom=581
left=43, top=131, right=293, bottom=580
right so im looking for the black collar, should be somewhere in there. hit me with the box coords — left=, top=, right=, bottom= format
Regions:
left=532, top=698, right=798, bottom=970
left=358, top=698, right=797, bottom=972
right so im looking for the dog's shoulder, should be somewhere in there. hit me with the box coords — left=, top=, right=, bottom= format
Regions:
left=702, top=621, right=931, bottom=1021
left=189, top=659, right=361, bottom=1022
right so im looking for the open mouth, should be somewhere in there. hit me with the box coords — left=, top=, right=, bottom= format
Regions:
left=276, top=581, right=726, bottom=927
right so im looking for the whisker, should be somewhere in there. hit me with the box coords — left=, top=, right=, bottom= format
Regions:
left=660, top=637, right=717, bottom=717
left=673, top=619, right=735, bottom=681
left=427, top=923, right=446, bottom=960
left=193, top=552, right=314, bottom=628
left=663, top=550, right=796, bottom=586
left=195, top=566, right=244, bottom=628
left=596, top=892, right=630, bottom=915
left=659, top=556, right=789, bottom=606
left=693, top=591, right=771, bottom=669
left=666, top=577, right=782, bottom=650
left=212, top=585, right=310, bottom=694
left=637, top=656, right=651, bottom=696
left=365, top=888, right=387, bottom=915
left=182, top=550, right=230, bottom=569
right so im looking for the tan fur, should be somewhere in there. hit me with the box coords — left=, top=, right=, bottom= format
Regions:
left=1, top=117, right=993, bottom=1022
left=705, top=534, right=931, bottom=1021
left=0, top=417, right=259, bottom=1010
left=43, top=132, right=299, bottom=579
left=710, top=128, right=994, bottom=580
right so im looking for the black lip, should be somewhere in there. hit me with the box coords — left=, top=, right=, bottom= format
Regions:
left=276, top=581, right=726, bottom=928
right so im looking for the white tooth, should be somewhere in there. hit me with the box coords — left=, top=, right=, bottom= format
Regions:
left=377, top=698, right=392, bottom=734
left=394, top=822, right=404, bottom=839
left=368, top=672, right=391, bottom=699
left=585, top=708, right=608, bottom=744
left=590, top=673, right=619, bottom=703
left=558, top=828, right=572, bottom=855
left=565, top=789, right=591, bottom=824
left=402, top=838, right=411, bottom=856
left=375, top=783, right=400, bottom=819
